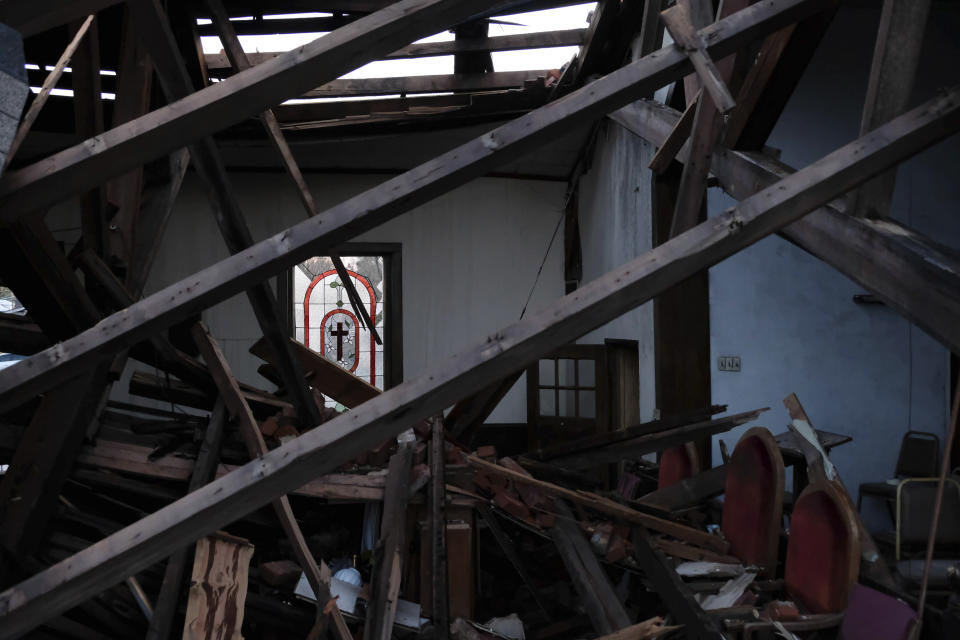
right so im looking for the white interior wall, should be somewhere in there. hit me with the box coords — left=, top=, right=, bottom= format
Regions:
left=130, top=172, right=565, bottom=422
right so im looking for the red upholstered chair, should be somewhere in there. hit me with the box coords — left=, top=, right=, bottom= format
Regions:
left=658, top=442, right=700, bottom=489
left=785, top=480, right=861, bottom=613
left=721, top=427, right=785, bottom=575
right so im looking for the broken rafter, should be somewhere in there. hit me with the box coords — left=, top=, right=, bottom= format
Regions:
left=303, top=69, right=548, bottom=98
left=0, top=76, right=957, bottom=635
left=0, top=0, right=837, bottom=408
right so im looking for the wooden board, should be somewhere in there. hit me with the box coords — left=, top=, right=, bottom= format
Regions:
left=182, top=534, right=253, bottom=640
left=720, top=427, right=784, bottom=575
left=657, top=443, right=700, bottom=489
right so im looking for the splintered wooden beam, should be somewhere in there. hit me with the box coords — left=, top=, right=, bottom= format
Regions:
left=850, top=0, right=932, bottom=219
left=130, top=0, right=323, bottom=428
left=549, top=500, right=631, bottom=634
left=0, top=0, right=511, bottom=219
left=0, top=74, right=955, bottom=635
left=0, top=0, right=834, bottom=410
left=146, top=401, right=227, bottom=640
left=660, top=1, right=736, bottom=114
left=190, top=323, right=351, bottom=640
left=365, top=444, right=413, bottom=640
left=204, top=0, right=380, bottom=343
left=612, top=98, right=960, bottom=353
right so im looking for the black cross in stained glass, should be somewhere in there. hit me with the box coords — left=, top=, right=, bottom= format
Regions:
left=330, top=321, right=350, bottom=362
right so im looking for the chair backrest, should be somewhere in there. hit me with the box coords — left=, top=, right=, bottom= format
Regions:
left=721, top=427, right=785, bottom=575
left=785, top=481, right=860, bottom=613
left=839, top=584, right=915, bottom=640
left=658, top=443, right=699, bottom=489
left=897, top=478, right=960, bottom=552
left=895, top=431, right=940, bottom=478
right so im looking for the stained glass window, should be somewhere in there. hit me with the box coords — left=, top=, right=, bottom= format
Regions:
left=293, top=256, right=386, bottom=403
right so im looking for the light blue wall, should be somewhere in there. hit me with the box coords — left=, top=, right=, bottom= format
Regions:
left=707, top=6, right=960, bottom=529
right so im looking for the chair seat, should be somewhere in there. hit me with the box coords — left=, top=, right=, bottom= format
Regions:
left=859, top=481, right=897, bottom=498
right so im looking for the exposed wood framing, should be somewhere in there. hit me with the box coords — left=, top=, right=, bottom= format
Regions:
left=0, top=78, right=957, bottom=632
left=304, top=69, right=548, bottom=98
left=660, top=1, right=735, bottom=114
left=0, top=0, right=518, bottom=218
left=475, top=503, right=549, bottom=616
left=0, top=1, right=122, bottom=38
left=549, top=500, right=631, bottom=634
left=850, top=0, right=932, bottom=219
left=0, top=0, right=838, bottom=407
left=647, top=92, right=698, bottom=175
left=612, top=98, right=960, bottom=353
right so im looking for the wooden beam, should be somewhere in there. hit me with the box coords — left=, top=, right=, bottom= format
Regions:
left=445, top=370, right=523, bottom=441
left=0, top=314, right=50, bottom=355
left=0, top=79, right=956, bottom=635
left=475, top=503, right=549, bottom=616
left=203, top=29, right=587, bottom=70
left=302, top=69, right=548, bottom=98
left=636, top=465, right=727, bottom=513
left=146, top=400, right=227, bottom=640
left=364, top=444, right=413, bottom=640
left=612, top=98, right=960, bottom=354
left=850, top=0, right=931, bottom=219
left=204, top=0, right=381, bottom=344
left=190, top=323, right=351, bottom=640
left=549, top=500, right=631, bottom=634
left=660, top=1, right=736, bottom=114
left=545, top=410, right=761, bottom=470
left=130, top=0, right=323, bottom=428
left=0, top=0, right=516, bottom=218
left=647, top=91, right=698, bottom=175
left=0, top=0, right=837, bottom=408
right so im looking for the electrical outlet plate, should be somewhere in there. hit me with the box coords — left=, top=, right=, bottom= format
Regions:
left=718, top=355, right=741, bottom=372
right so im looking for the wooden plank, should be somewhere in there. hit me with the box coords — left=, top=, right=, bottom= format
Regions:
left=549, top=500, right=631, bottom=634
left=128, top=370, right=292, bottom=418
left=445, top=370, right=523, bottom=441
left=302, top=69, right=548, bottom=98
left=0, top=314, right=50, bottom=355
left=204, top=29, right=587, bottom=70
left=364, top=444, right=413, bottom=640
left=636, top=465, right=727, bottom=512
left=850, top=0, right=932, bottom=219
left=0, top=0, right=838, bottom=409
left=647, top=91, right=698, bottom=175
left=0, top=0, right=517, bottom=218
left=181, top=533, right=253, bottom=640
left=629, top=527, right=723, bottom=640
left=147, top=400, right=228, bottom=640
left=0, top=77, right=956, bottom=635
left=613, top=98, right=960, bottom=354
left=190, top=323, right=350, bottom=640
left=545, top=411, right=761, bottom=470
left=660, top=2, right=736, bottom=114
left=475, top=503, right=549, bottom=616
left=429, top=417, right=450, bottom=637
left=468, top=456, right=729, bottom=553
